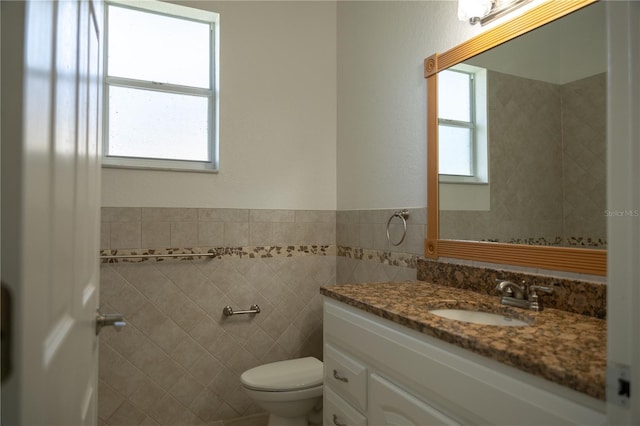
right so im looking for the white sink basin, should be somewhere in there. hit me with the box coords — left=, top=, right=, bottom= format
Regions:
left=429, top=309, right=530, bottom=326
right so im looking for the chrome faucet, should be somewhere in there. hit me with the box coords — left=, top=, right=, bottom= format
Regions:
left=494, top=279, right=553, bottom=311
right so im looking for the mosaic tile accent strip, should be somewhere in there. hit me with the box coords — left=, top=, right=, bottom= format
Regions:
left=337, top=245, right=419, bottom=268
left=416, top=258, right=606, bottom=318
left=100, top=245, right=336, bottom=263
left=481, top=237, right=564, bottom=246
left=564, top=237, right=607, bottom=248
left=481, top=236, right=607, bottom=248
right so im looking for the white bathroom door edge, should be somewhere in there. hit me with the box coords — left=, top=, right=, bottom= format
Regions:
left=606, top=1, right=640, bottom=424
left=1, top=0, right=104, bottom=424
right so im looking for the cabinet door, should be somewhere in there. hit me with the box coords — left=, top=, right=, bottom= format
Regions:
left=369, top=374, right=460, bottom=426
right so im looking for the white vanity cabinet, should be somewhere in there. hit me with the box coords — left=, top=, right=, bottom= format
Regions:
left=322, top=298, right=606, bottom=426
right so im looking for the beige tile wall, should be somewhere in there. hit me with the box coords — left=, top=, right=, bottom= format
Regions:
left=99, top=255, right=332, bottom=426
left=336, top=208, right=426, bottom=256
left=99, top=207, right=420, bottom=425
left=561, top=73, right=606, bottom=243
left=100, top=201, right=606, bottom=424
left=336, top=255, right=417, bottom=285
left=101, top=208, right=337, bottom=250
left=335, top=208, right=423, bottom=284
left=99, top=208, right=336, bottom=426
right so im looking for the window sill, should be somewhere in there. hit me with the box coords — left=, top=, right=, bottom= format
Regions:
left=439, top=175, right=488, bottom=185
left=102, top=157, right=219, bottom=173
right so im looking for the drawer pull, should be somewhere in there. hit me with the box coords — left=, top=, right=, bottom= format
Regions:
left=333, top=414, right=347, bottom=426
left=333, top=369, right=349, bottom=383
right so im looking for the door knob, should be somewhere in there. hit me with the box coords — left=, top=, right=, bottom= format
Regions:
left=96, top=310, right=126, bottom=335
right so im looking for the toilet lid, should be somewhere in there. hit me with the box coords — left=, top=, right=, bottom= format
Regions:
left=241, top=357, right=323, bottom=391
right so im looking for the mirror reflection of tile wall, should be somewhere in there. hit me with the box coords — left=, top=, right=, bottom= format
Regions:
left=440, top=71, right=606, bottom=248
left=561, top=73, right=606, bottom=244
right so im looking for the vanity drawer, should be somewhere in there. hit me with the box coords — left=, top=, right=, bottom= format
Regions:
left=324, top=343, right=367, bottom=412
left=324, top=387, right=367, bottom=426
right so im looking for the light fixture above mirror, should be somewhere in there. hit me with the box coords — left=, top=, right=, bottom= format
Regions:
left=459, top=0, right=534, bottom=26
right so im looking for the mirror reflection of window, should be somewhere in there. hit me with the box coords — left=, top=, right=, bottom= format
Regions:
left=438, top=65, right=488, bottom=183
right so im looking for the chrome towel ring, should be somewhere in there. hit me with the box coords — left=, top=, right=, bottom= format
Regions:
left=386, top=209, right=410, bottom=246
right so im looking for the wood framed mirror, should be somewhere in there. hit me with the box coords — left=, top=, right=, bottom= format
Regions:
left=424, top=0, right=606, bottom=276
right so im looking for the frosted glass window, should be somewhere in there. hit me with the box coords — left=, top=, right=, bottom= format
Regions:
left=103, top=2, right=219, bottom=172
left=439, top=126, right=472, bottom=176
left=108, top=86, right=209, bottom=161
left=108, top=5, right=210, bottom=88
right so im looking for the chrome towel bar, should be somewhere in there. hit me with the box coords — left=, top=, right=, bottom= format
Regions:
left=222, top=304, right=260, bottom=317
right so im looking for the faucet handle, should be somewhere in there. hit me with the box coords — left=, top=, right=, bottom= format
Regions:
left=529, top=285, right=553, bottom=294
left=528, top=285, right=553, bottom=311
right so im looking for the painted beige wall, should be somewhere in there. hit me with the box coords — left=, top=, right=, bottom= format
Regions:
left=335, top=0, right=566, bottom=211
left=101, top=0, right=548, bottom=212
left=101, top=1, right=338, bottom=210
left=336, top=1, right=488, bottom=210
left=466, top=1, right=606, bottom=85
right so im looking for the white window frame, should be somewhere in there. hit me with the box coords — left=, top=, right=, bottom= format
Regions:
left=102, top=0, right=220, bottom=173
left=438, top=64, right=488, bottom=184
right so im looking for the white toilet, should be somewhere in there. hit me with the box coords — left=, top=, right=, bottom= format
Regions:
left=240, top=357, right=323, bottom=426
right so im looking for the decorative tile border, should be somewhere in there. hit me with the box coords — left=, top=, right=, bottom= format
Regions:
left=417, top=258, right=607, bottom=319
left=100, top=245, right=416, bottom=266
left=337, top=246, right=419, bottom=269
left=481, top=237, right=564, bottom=246
left=100, top=245, right=336, bottom=263
left=565, top=237, right=607, bottom=247
left=481, top=236, right=607, bottom=248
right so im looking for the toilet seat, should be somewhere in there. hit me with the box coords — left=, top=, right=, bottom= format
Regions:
left=240, top=357, right=323, bottom=392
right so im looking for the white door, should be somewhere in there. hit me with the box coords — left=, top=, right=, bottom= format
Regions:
left=606, top=1, right=640, bottom=424
left=1, top=0, right=104, bottom=424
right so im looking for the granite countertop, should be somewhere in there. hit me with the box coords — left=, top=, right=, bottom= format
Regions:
left=320, top=281, right=606, bottom=400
